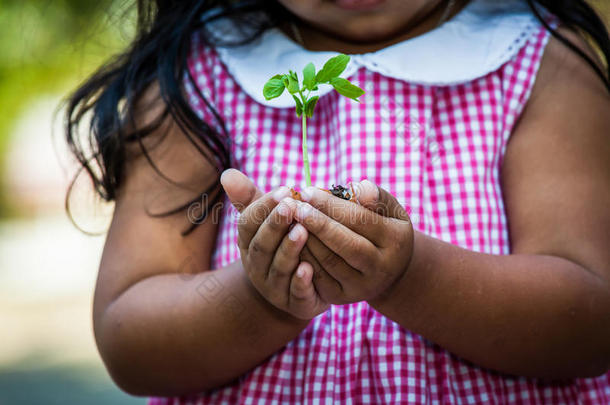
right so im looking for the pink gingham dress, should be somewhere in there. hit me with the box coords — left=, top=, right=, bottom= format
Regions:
left=151, top=0, right=610, bottom=403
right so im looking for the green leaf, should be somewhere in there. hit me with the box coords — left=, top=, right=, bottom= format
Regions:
left=304, top=96, right=319, bottom=118
left=315, top=54, right=350, bottom=83
left=303, top=63, right=316, bottom=91
left=284, top=73, right=300, bottom=94
left=329, top=77, right=365, bottom=101
left=292, top=95, right=303, bottom=117
left=263, top=77, right=285, bottom=100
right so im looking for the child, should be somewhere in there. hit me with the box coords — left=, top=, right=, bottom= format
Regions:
left=66, top=0, right=610, bottom=403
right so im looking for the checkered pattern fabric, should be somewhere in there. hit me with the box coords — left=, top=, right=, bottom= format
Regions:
left=149, top=23, right=610, bottom=405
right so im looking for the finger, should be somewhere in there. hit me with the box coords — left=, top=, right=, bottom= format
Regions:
left=220, top=169, right=263, bottom=213
left=288, top=262, right=321, bottom=319
left=248, top=198, right=297, bottom=278
left=300, top=245, right=321, bottom=276
left=237, top=187, right=292, bottom=250
left=294, top=201, right=379, bottom=272
left=268, top=222, right=308, bottom=283
left=305, top=231, right=362, bottom=285
left=354, top=180, right=410, bottom=221
left=300, top=240, right=346, bottom=303
left=299, top=186, right=388, bottom=246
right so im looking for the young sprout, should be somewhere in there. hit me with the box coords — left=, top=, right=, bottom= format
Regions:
left=263, top=54, right=365, bottom=187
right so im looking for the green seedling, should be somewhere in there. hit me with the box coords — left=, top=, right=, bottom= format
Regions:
left=263, top=54, right=365, bottom=187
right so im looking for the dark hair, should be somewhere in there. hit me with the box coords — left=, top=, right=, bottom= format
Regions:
left=65, top=0, right=610, bottom=235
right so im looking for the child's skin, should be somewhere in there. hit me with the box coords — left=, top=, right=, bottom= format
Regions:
left=92, top=0, right=610, bottom=397
left=278, top=0, right=471, bottom=52
left=228, top=170, right=413, bottom=320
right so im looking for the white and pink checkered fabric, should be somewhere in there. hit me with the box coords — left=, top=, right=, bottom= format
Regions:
left=149, top=22, right=610, bottom=405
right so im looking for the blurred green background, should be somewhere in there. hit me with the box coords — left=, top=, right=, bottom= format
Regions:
left=0, top=0, right=608, bottom=404
left=0, top=0, right=143, bottom=404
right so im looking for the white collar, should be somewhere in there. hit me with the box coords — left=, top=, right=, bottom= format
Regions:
left=212, top=0, right=540, bottom=108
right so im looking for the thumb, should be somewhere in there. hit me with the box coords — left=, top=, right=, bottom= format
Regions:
left=354, top=179, right=410, bottom=221
left=220, top=169, right=264, bottom=213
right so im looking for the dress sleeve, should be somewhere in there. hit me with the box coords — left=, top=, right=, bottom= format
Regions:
left=498, top=21, right=553, bottom=155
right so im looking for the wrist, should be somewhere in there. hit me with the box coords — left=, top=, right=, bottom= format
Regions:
left=369, top=229, right=416, bottom=310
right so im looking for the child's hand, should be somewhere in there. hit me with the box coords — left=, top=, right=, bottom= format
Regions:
left=294, top=180, right=414, bottom=305
left=221, top=169, right=330, bottom=320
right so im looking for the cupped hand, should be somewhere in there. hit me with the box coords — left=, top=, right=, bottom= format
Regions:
left=295, top=180, right=414, bottom=305
left=220, top=169, right=330, bottom=320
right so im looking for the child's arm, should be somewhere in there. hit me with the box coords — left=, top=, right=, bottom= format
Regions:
left=93, top=88, right=309, bottom=396
left=292, top=31, right=610, bottom=378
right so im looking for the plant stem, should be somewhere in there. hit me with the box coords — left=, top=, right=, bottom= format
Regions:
left=302, top=113, right=311, bottom=187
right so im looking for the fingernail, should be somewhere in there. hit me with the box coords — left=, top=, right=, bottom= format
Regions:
left=297, top=266, right=305, bottom=278
left=300, top=186, right=316, bottom=202
left=360, top=179, right=379, bottom=202
left=277, top=201, right=290, bottom=217
left=295, top=203, right=313, bottom=221
left=220, top=168, right=233, bottom=182
left=219, top=170, right=229, bottom=185
left=273, top=186, right=290, bottom=202
left=281, top=197, right=296, bottom=209
left=288, top=224, right=304, bottom=241
left=220, top=168, right=238, bottom=188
